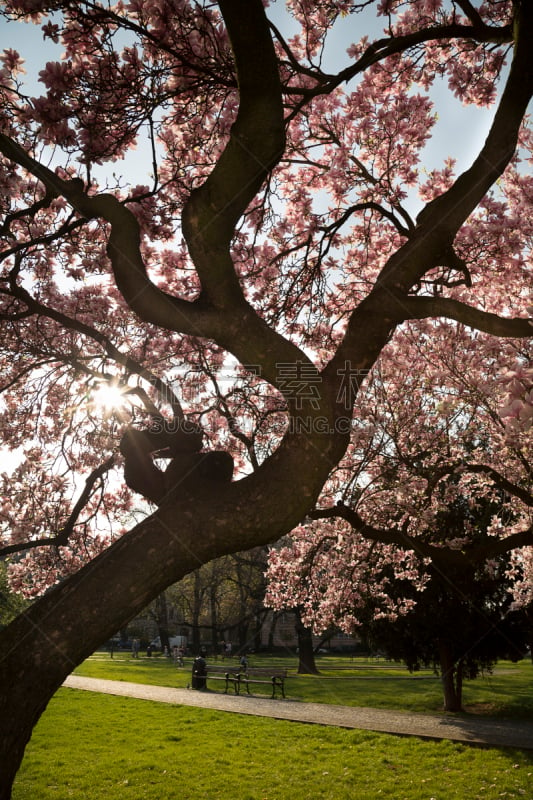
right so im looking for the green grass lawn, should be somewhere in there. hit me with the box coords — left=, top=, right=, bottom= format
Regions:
left=73, top=651, right=533, bottom=719
left=12, top=688, right=533, bottom=800
left=11, top=653, right=532, bottom=799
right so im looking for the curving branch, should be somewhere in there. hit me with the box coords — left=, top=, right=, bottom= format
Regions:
left=466, top=463, right=532, bottom=507
left=276, top=17, right=512, bottom=113
left=310, top=502, right=533, bottom=567
left=0, top=456, right=116, bottom=558
left=176, top=0, right=327, bottom=394
left=0, top=278, right=187, bottom=421
left=319, top=201, right=413, bottom=239
left=367, top=1, right=533, bottom=296
left=327, top=2, right=533, bottom=386
left=419, top=459, right=533, bottom=507
left=454, top=1, right=485, bottom=28
left=411, top=2, right=533, bottom=242
left=182, top=0, right=286, bottom=305
left=178, top=0, right=318, bottom=387
left=0, top=133, right=218, bottom=337
left=0, top=2, right=316, bottom=399
left=310, top=503, right=446, bottom=561
left=401, top=296, right=532, bottom=338
left=325, top=22, right=512, bottom=89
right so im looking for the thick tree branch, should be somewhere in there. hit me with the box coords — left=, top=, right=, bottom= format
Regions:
left=411, top=2, right=533, bottom=243
left=326, top=2, right=533, bottom=387
left=310, top=503, right=458, bottom=562
left=401, top=296, right=532, bottom=338
left=0, top=133, right=220, bottom=337
left=311, top=502, right=533, bottom=567
left=348, top=1, right=532, bottom=304
left=467, top=463, right=532, bottom=507
left=178, top=0, right=331, bottom=395
left=472, top=525, right=533, bottom=559
left=420, top=459, right=532, bottom=507
left=182, top=0, right=286, bottom=293
left=454, top=1, right=485, bottom=28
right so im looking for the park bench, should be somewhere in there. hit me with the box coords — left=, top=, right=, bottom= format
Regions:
left=193, top=664, right=288, bottom=698
left=238, top=667, right=288, bottom=699
left=193, top=664, right=241, bottom=693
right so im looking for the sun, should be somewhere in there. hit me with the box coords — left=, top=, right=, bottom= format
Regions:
left=91, top=383, right=128, bottom=414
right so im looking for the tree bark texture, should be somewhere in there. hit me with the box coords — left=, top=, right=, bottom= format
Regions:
left=296, top=610, right=320, bottom=675
left=0, top=426, right=344, bottom=794
left=438, top=640, right=463, bottom=713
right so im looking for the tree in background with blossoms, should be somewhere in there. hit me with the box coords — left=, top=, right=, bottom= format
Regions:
left=265, top=322, right=532, bottom=709
left=0, top=0, right=532, bottom=794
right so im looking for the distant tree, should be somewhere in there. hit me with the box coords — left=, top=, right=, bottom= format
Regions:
left=153, top=592, right=171, bottom=654
left=265, top=339, right=531, bottom=672
left=165, top=548, right=267, bottom=655
left=227, top=547, right=270, bottom=654
left=268, top=487, right=529, bottom=711
left=172, top=567, right=210, bottom=655
left=361, top=497, right=528, bottom=712
left=507, top=547, right=533, bottom=663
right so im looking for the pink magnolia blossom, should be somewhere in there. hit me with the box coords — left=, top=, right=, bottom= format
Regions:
left=0, top=0, right=530, bottom=609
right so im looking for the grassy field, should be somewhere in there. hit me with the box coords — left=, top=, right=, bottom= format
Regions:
left=13, top=688, right=533, bottom=800
left=11, top=653, right=533, bottom=800
left=72, top=651, right=533, bottom=718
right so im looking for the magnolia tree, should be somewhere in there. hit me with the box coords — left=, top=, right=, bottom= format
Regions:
left=265, top=324, right=532, bottom=708
left=0, top=0, right=532, bottom=794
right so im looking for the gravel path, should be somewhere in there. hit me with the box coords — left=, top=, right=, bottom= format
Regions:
left=63, top=675, right=533, bottom=750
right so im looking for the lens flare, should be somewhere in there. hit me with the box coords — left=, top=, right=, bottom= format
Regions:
left=92, top=383, right=127, bottom=413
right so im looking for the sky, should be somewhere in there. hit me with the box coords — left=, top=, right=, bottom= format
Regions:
left=0, top=0, right=501, bottom=201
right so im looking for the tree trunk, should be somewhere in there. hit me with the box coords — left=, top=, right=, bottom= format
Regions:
left=237, top=617, right=250, bottom=653
left=155, top=592, right=170, bottom=653
left=209, top=583, right=219, bottom=657
left=0, top=492, right=303, bottom=793
left=190, top=571, right=203, bottom=656
left=0, top=508, right=196, bottom=798
left=0, top=348, right=349, bottom=797
left=296, top=610, right=320, bottom=675
left=455, top=657, right=464, bottom=709
left=253, top=609, right=268, bottom=652
left=267, top=611, right=278, bottom=651
left=525, top=607, right=533, bottom=664
left=438, top=639, right=463, bottom=712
